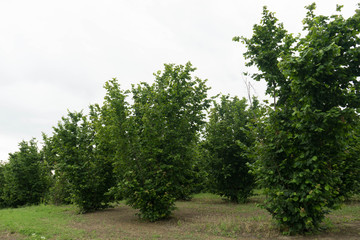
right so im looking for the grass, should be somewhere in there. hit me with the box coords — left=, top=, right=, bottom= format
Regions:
left=0, top=204, right=85, bottom=240
left=0, top=193, right=359, bottom=239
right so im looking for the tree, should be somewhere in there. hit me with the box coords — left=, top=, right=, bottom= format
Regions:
left=89, top=78, right=130, bottom=202
left=236, top=4, right=360, bottom=233
left=233, top=7, right=296, bottom=108
left=340, top=119, right=360, bottom=197
left=50, top=111, right=113, bottom=213
left=2, top=139, right=49, bottom=207
left=204, top=95, right=255, bottom=203
left=120, top=62, right=211, bottom=221
left=0, top=162, right=6, bottom=208
left=42, top=134, right=72, bottom=205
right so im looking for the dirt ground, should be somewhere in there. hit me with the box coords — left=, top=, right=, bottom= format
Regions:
left=0, top=231, right=26, bottom=240
left=70, top=198, right=360, bottom=240
left=1, top=197, right=359, bottom=240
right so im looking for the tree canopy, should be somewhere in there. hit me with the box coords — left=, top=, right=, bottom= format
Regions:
left=236, top=3, right=360, bottom=233
left=120, top=62, right=211, bottom=221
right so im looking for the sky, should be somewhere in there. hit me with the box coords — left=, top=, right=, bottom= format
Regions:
left=0, top=0, right=359, bottom=161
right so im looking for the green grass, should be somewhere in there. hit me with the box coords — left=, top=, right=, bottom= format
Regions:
left=192, top=192, right=222, bottom=200
left=0, top=204, right=85, bottom=240
left=328, top=196, right=360, bottom=224
left=0, top=193, right=359, bottom=239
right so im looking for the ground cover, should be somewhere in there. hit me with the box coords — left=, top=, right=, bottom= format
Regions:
left=0, top=193, right=359, bottom=239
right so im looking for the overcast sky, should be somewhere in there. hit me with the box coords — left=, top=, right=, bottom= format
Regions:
left=0, top=0, right=359, bottom=161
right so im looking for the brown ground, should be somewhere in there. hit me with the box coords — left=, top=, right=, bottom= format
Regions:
left=0, top=231, right=26, bottom=240
left=70, top=197, right=360, bottom=240
left=1, top=196, right=359, bottom=239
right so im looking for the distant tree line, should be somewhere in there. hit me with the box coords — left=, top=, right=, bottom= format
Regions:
left=0, top=3, right=359, bottom=235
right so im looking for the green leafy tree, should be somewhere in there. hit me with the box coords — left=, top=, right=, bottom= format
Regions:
left=233, top=7, right=296, bottom=108
left=89, top=78, right=130, bottom=201
left=0, top=162, right=6, bottom=208
left=120, top=62, right=211, bottom=221
left=43, top=79, right=128, bottom=206
left=204, top=95, right=255, bottom=203
left=42, top=134, right=72, bottom=205
left=50, top=111, right=113, bottom=213
left=236, top=4, right=360, bottom=233
left=2, top=139, right=49, bottom=207
left=341, top=120, right=360, bottom=197
left=188, top=143, right=210, bottom=194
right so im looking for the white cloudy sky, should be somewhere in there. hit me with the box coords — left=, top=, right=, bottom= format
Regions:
left=0, top=0, right=358, bottom=161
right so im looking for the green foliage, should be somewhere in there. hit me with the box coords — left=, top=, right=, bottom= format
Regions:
left=120, top=62, right=211, bottom=221
left=0, top=162, right=5, bottom=208
left=188, top=143, right=210, bottom=195
left=1, top=139, right=49, bottom=208
left=49, top=111, right=113, bottom=213
left=89, top=78, right=130, bottom=201
left=42, top=134, right=72, bottom=205
left=341, top=121, right=360, bottom=197
left=43, top=79, right=128, bottom=207
left=233, top=6, right=296, bottom=107
left=47, top=172, right=72, bottom=205
left=204, top=95, right=256, bottom=203
left=238, top=4, right=360, bottom=234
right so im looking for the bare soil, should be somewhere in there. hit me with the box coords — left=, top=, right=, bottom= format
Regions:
left=69, top=197, right=360, bottom=240
left=1, top=196, right=358, bottom=239
left=0, top=231, right=26, bottom=240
